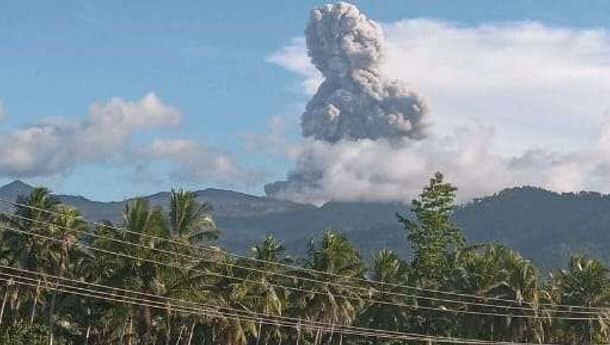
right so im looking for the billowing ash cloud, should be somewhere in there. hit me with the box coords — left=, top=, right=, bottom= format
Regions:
left=301, top=2, right=427, bottom=142
left=265, top=2, right=429, bottom=202
left=264, top=3, right=610, bottom=205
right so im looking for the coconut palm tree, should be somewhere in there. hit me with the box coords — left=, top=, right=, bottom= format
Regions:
left=93, top=198, right=170, bottom=344
left=168, top=189, right=217, bottom=244
left=549, top=255, right=610, bottom=345
left=204, top=253, right=257, bottom=345
left=45, top=206, right=89, bottom=344
left=356, top=249, right=411, bottom=337
left=445, top=244, right=547, bottom=343
left=242, top=236, right=288, bottom=345
left=164, top=189, right=221, bottom=344
left=291, top=230, right=365, bottom=345
left=0, top=188, right=59, bottom=325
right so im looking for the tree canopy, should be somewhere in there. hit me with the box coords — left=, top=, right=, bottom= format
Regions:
left=0, top=174, right=608, bottom=345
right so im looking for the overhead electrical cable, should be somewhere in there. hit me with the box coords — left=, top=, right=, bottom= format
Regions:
left=0, top=268, right=566, bottom=345
left=0, top=223, right=603, bottom=321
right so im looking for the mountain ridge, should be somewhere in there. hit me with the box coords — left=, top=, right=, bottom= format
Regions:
left=2, top=180, right=610, bottom=268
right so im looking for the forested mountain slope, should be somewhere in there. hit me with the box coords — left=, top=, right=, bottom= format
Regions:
left=2, top=181, right=609, bottom=268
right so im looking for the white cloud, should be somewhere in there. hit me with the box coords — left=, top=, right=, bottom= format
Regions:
left=267, top=20, right=610, bottom=203
left=0, top=93, right=180, bottom=177
left=0, top=93, right=260, bottom=187
left=143, top=139, right=261, bottom=186
left=265, top=125, right=511, bottom=204
left=242, top=114, right=302, bottom=159
left=267, top=121, right=610, bottom=205
left=267, top=37, right=322, bottom=94
left=382, top=20, right=610, bottom=153
left=271, top=20, right=610, bottom=154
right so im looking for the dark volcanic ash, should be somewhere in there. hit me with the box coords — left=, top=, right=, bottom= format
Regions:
left=301, top=2, right=427, bottom=143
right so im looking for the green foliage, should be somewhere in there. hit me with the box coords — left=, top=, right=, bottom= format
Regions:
left=446, top=244, right=547, bottom=342
left=169, top=188, right=218, bottom=242
left=2, top=178, right=610, bottom=344
left=0, top=323, right=55, bottom=345
left=398, top=171, right=464, bottom=282
left=550, top=255, right=610, bottom=344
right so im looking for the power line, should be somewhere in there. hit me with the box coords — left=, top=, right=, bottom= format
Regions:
left=0, top=268, right=563, bottom=345
left=0, top=197, right=603, bottom=313
left=0, top=198, right=608, bottom=314
left=0, top=198, right=608, bottom=311
left=0, top=275, right=527, bottom=345
left=2, top=210, right=593, bottom=317
left=0, top=223, right=603, bottom=321
left=0, top=267, right=515, bottom=345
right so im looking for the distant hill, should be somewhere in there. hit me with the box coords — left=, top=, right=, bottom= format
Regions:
left=453, top=187, right=610, bottom=270
left=2, top=181, right=610, bottom=269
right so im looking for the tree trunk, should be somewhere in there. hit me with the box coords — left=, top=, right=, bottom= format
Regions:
left=48, top=291, right=57, bottom=345
left=187, top=320, right=196, bottom=345
left=30, top=278, right=42, bottom=324
left=0, top=286, right=8, bottom=326
left=327, top=323, right=335, bottom=345
left=140, top=306, right=152, bottom=345
left=175, top=324, right=185, bottom=345
left=85, top=307, right=92, bottom=344
left=256, top=320, right=263, bottom=345
left=164, top=312, right=172, bottom=345
left=127, top=314, right=134, bottom=345
left=224, top=330, right=234, bottom=345
left=295, top=324, right=300, bottom=345
left=140, top=305, right=153, bottom=345
left=13, top=297, right=21, bottom=325
left=139, top=272, right=154, bottom=345
left=48, top=280, right=59, bottom=345
left=10, top=286, right=20, bottom=321
left=85, top=325, right=91, bottom=344
left=49, top=250, right=68, bottom=345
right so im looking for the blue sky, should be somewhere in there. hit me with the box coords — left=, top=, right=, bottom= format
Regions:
left=1, top=1, right=610, bottom=201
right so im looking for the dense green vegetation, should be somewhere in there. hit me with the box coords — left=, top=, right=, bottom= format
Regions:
left=0, top=174, right=609, bottom=344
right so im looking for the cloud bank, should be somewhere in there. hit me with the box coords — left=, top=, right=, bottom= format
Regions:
left=141, top=138, right=258, bottom=186
left=266, top=2, right=610, bottom=204
left=0, top=93, right=179, bottom=177
left=0, top=94, right=250, bottom=186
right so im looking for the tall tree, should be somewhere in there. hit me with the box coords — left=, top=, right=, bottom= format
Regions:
left=550, top=255, right=610, bottom=345
left=356, top=249, right=411, bottom=333
left=446, top=244, right=547, bottom=342
left=398, top=172, right=463, bottom=283
left=247, top=236, right=287, bottom=345
left=294, top=231, right=364, bottom=345
left=46, top=206, right=88, bottom=344
left=166, top=189, right=219, bottom=344
left=168, top=189, right=218, bottom=243
left=0, top=188, right=59, bottom=326
left=93, top=199, right=169, bottom=345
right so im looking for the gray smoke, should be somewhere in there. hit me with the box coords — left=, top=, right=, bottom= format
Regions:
left=301, top=2, right=427, bottom=142
left=265, top=5, right=610, bottom=204
left=265, top=2, right=429, bottom=202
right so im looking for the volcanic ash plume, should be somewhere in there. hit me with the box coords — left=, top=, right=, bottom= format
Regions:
left=302, top=2, right=427, bottom=142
